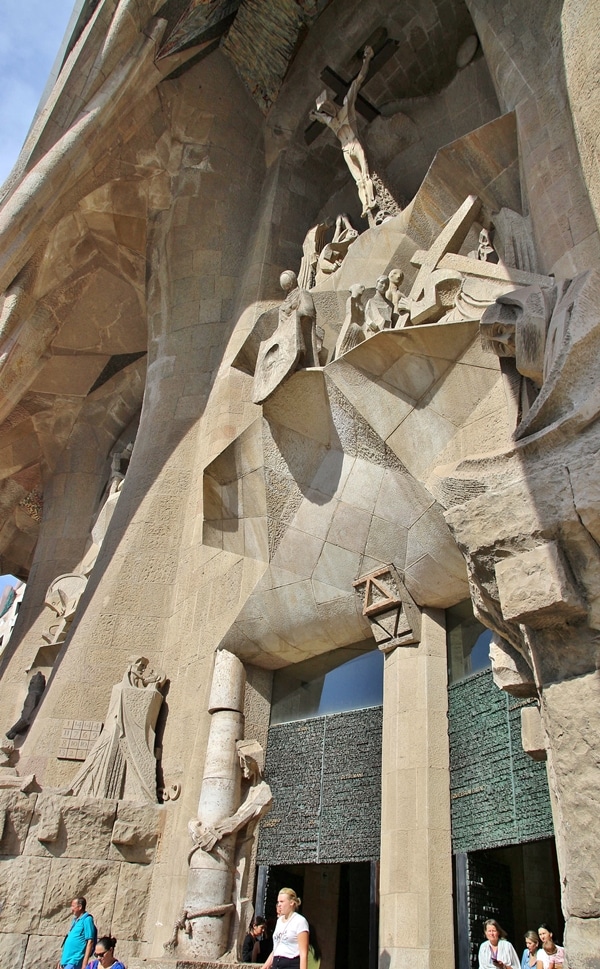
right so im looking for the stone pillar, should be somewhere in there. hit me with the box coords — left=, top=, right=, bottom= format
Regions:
left=526, top=625, right=600, bottom=968
left=185, top=649, right=245, bottom=959
left=379, top=608, right=454, bottom=969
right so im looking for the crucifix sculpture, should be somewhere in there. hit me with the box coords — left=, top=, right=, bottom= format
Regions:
left=308, top=38, right=401, bottom=226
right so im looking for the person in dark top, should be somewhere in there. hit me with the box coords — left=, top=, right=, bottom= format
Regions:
left=242, top=916, right=272, bottom=963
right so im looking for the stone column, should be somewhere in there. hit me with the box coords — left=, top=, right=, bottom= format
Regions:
left=184, top=649, right=245, bottom=960
left=526, top=625, right=600, bottom=968
left=379, top=608, right=454, bottom=969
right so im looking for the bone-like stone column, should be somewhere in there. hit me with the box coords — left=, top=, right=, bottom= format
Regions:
left=184, top=649, right=245, bottom=959
left=379, top=609, right=454, bottom=969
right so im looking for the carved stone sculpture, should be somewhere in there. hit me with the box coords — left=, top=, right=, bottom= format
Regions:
left=6, top=671, right=46, bottom=739
left=310, top=46, right=377, bottom=219
left=467, top=227, right=499, bottom=263
left=365, top=275, right=394, bottom=332
left=297, top=221, right=331, bottom=290
left=184, top=738, right=272, bottom=960
left=315, top=214, right=358, bottom=284
left=353, top=565, right=421, bottom=650
left=385, top=268, right=404, bottom=315
left=252, top=270, right=318, bottom=404
left=177, top=651, right=261, bottom=961
left=189, top=739, right=272, bottom=855
left=67, top=656, right=166, bottom=802
left=334, top=283, right=366, bottom=358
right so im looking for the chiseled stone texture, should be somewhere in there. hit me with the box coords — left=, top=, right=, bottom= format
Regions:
left=1, top=0, right=600, bottom=965
left=495, top=542, right=587, bottom=627
left=25, top=794, right=117, bottom=859
left=0, top=791, right=37, bottom=857
left=0, top=932, right=28, bottom=967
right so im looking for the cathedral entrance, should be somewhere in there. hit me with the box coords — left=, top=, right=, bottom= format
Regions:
left=256, top=861, right=378, bottom=969
left=454, top=839, right=563, bottom=968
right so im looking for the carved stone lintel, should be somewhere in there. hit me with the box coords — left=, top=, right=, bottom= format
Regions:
left=353, top=565, right=421, bottom=650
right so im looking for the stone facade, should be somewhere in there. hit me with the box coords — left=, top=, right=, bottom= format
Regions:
left=0, top=2, right=599, bottom=968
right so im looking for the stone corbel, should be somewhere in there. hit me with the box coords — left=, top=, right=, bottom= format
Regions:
left=353, top=565, right=421, bottom=651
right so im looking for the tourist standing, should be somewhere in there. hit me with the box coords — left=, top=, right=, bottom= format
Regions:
left=478, top=919, right=521, bottom=969
left=57, top=897, right=96, bottom=969
left=87, top=936, right=126, bottom=969
left=263, top=888, right=309, bottom=969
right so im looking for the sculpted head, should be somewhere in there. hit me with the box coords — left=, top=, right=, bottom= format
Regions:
left=480, top=302, right=517, bottom=357
left=315, top=89, right=337, bottom=117
left=388, top=268, right=404, bottom=287
left=375, top=274, right=389, bottom=294
left=236, top=739, right=264, bottom=779
left=280, top=270, right=298, bottom=294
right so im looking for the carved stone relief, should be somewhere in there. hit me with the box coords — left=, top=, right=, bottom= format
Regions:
left=66, top=656, right=166, bottom=803
left=252, top=271, right=318, bottom=403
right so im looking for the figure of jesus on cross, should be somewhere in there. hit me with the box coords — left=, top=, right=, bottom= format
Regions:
left=310, top=46, right=377, bottom=218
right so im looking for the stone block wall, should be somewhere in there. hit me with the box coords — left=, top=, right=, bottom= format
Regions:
left=0, top=791, right=164, bottom=969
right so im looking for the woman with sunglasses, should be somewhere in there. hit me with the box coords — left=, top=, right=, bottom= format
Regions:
left=88, top=936, right=125, bottom=969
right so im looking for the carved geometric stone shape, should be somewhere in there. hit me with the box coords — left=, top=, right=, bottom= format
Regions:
left=253, top=323, right=301, bottom=404
left=58, top=720, right=103, bottom=760
left=521, top=705, right=547, bottom=761
left=495, top=542, right=586, bottom=628
left=353, top=565, right=421, bottom=649
left=489, top=635, right=536, bottom=698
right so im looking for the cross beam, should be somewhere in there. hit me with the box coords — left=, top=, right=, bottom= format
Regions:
left=304, top=36, right=397, bottom=145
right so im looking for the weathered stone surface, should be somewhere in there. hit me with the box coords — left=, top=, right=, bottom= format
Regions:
left=489, top=635, right=536, bottom=698
left=111, top=862, right=154, bottom=940
left=25, top=794, right=116, bottom=859
left=495, top=542, right=587, bottom=628
left=0, top=931, right=28, bottom=967
left=521, top=706, right=547, bottom=761
left=38, top=859, right=118, bottom=933
left=0, top=856, right=50, bottom=932
left=0, top=791, right=37, bottom=857
left=109, top=802, right=165, bottom=864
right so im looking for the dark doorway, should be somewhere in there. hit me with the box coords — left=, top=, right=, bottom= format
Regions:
left=455, top=838, right=563, bottom=968
left=335, top=862, right=373, bottom=969
left=259, top=861, right=377, bottom=969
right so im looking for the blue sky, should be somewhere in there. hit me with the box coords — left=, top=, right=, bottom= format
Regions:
left=0, top=1, right=77, bottom=184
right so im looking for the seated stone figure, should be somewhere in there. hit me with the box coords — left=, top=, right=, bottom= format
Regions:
left=480, top=270, right=600, bottom=438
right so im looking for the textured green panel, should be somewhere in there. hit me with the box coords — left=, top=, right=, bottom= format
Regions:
left=257, top=707, right=382, bottom=865
left=448, top=669, right=554, bottom=852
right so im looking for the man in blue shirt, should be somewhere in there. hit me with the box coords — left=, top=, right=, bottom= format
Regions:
left=58, top=897, right=96, bottom=969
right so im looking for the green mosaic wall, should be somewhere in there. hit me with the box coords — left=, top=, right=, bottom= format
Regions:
left=257, top=707, right=382, bottom=865
left=448, top=669, right=554, bottom=852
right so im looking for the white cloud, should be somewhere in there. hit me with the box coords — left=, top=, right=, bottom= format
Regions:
left=0, top=0, right=77, bottom=183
